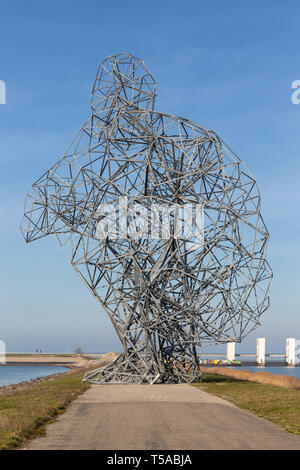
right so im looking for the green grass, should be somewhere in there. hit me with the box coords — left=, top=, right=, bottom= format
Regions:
left=194, top=373, right=300, bottom=435
left=0, top=371, right=90, bottom=449
left=2, top=369, right=299, bottom=449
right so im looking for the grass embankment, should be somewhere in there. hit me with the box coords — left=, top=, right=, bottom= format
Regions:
left=195, top=372, right=300, bottom=435
left=201, top=366, right=300, bottom=389
left=0, top=370, right=90, bottom=450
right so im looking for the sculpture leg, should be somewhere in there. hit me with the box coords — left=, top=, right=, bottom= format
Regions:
left=83, top=344, right=202, bottom=385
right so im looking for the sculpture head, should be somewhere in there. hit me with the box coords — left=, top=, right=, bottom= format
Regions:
left=91, top=52, right=157, bottom=113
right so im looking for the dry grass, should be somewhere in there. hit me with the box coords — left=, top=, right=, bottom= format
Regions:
left=194, top=372, right=300, bottom=435
left=200, top=367, right=300, bottom=390
left=0, top=369, right=90, bottom=450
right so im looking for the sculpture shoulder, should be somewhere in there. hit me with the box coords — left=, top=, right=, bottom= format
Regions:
left=110, top=106, right=222, bottom=145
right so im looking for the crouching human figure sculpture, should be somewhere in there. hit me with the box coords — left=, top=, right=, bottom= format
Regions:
left=21, top=53, right=272, bottom=384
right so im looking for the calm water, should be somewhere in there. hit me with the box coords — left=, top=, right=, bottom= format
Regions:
left=0, top=365, right=70, bottom=387
left=238, top=366, right=300, bottom=379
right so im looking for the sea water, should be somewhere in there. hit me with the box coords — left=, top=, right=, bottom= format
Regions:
left=0, top=365, right=70, bottom=387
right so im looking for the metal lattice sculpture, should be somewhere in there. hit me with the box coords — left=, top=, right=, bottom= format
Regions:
left=21, top=53, right=272, bottom=384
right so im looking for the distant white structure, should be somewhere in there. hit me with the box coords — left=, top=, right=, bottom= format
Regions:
left=286, top=338, right=296, bottom=365
left=199, top=337, right=298, bottom=365
left=226, top=342, right=235, bottom=362
left=256, top=337, right=265, bottom=365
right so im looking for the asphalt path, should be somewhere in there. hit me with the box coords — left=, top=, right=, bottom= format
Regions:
left=25, top=383, right=300, bottom=450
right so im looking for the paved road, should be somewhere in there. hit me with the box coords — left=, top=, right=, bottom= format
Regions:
left=25, top=384, right=300, bottom=450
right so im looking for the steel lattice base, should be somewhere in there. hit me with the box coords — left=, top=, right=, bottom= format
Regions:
left=83, top=353, right=202, bottom=385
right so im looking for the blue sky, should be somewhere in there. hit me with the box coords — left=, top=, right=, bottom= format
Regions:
left=0, top=0, right=299, bottom=353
